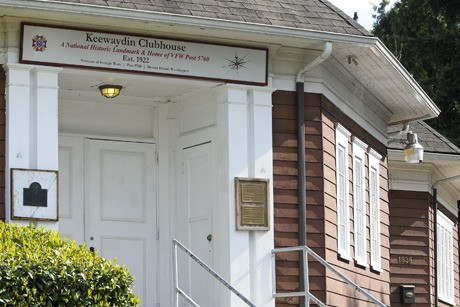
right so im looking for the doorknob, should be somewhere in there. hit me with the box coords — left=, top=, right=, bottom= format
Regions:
left=207, top=234, right=212, bottom=242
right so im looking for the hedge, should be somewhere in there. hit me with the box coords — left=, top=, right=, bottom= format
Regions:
left=0, top=221, right=139, bottom=306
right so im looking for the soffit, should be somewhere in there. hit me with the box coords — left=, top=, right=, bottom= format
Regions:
left=330, top=43, right=439, bottom=126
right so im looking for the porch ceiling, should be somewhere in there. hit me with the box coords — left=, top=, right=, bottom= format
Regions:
left=58, top=68, right=218, bottom=102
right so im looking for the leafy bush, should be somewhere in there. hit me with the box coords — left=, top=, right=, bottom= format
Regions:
left=0, top=221, right=139, bottom=306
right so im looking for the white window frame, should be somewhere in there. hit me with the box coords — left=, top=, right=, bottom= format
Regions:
left=352, top=137, right=367, bottom=267
left=336, top=124, right=351, bottom=260
left=437, top=211, right=455, bottom=304
left=369, top=149, right=382, bottom=271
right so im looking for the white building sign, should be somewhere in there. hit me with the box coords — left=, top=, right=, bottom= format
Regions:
left=21, top=24, right=268, bottom=85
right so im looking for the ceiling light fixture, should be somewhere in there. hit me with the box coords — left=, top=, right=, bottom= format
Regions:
left=99, top=84, right=122, bottom=99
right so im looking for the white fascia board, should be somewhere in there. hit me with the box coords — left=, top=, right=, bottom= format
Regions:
left=423, top=152, right=460, bottom=162
left=373, top=41, right=440, bottom=120
left=0, top=0, right=379, bottom=46
left=389, top=149, right=460, bottom=164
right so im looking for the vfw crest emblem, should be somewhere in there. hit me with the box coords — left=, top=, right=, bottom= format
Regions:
left=32, top=35, right=47, bottom=52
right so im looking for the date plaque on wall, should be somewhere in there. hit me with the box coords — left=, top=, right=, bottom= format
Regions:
left=11, top=168, right=59, bottom=221
left=235, top=177, right=269, bottom=231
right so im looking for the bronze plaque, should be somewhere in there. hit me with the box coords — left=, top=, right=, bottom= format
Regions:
left=235, top=177, right=269, bottom=231
left=241, top=206, right=265, bottom=225
left=241, top=183, right=264, bottom=204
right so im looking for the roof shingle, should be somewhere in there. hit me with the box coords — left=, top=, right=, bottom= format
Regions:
left=389, top=122, right=460, bottom=155
left=45, top=0, right=373, bottom=36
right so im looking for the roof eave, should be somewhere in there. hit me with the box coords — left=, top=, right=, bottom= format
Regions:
left=0, top=0, right=378, bottom=45
left=0, top=0, right=440, bottom=125
left=373, top=41, right=441, bottom=122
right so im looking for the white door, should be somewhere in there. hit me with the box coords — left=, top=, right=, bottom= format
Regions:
left=177, top=142, right=214, bottom=306
left=59, top=137, right=157, bottom=307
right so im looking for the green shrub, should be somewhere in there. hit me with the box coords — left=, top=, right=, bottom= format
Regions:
left=0, top=221, right=139, bottom=306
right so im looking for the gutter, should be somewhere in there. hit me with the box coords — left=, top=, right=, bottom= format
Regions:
left=295, top=42, right=332, bottom=307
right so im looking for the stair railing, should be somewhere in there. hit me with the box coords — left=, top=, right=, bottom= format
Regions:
left=271, top=245, right=387, bottom=307
left=172, top=239, right=256, bottom=307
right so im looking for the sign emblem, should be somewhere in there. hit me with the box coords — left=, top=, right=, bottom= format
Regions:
left=32, top=35, right=47, bottom=52
left=224, top=52, right=250, bottom=74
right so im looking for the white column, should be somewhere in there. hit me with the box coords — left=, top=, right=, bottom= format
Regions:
left=215, top=84, right=275, bottom=307
left=4, top=63, right=61, bottom=228
left=247, top=88, right=274, bottom=307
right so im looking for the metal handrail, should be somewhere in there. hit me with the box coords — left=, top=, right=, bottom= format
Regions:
left=272, top=245, right=387, bottom=307
left=172, top=239, right=256, bottom=307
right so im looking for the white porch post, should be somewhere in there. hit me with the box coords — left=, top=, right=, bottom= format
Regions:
left=247, top=87, right=274, bottom=307
left=4, top=63, right=61, bottom=228
left=216, top=84, right=275, bottom=307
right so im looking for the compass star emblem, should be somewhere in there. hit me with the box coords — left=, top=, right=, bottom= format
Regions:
left=223, top=52, right=250, bottom=74
left=32, top=35, right=47, bottom=52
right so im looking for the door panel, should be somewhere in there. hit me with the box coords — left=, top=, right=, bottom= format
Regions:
left=99, top=149, right=147, bottom=222
left=177, top=142, right=214, bottom=306
left=58, top=137, right=84, bottom=244
left=85, top=139, right=157, bottom=307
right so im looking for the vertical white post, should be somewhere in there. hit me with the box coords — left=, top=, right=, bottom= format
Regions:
left=247, top=88, right=274, bottom=307
left=216, top=84, right=250, bottom=307
left=4, top=63, right=61, bottom=228
left=33, top=68, right=60, bottom=171
left=215, top=84, right=274, bottom=307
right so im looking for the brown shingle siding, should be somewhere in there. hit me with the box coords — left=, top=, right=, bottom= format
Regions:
left=273, top=91, right=390, bottom=306
left=389, top=190, right=433, bottom=306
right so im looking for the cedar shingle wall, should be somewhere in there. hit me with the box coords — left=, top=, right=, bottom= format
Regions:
left=389, top=191, right=432, bottom=306
left=321, top=95, right=391, bottom=306
left=389, top=192, right=460, bottom=306
left=273, top=91, right=390, bottom=306
left=272, top=91, right=326, bottom=306
left=0, top=67, right=5, bottom=221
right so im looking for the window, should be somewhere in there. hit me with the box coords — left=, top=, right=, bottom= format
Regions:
left=369, top=149, right=382, bottom=271
left=336, top=124, right=351, bottom=260
left=437, top=211, right=454, bottom=304
left=352, top=137, right=367, bottom=266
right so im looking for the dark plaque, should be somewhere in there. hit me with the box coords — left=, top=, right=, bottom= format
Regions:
left=23, top=182, right=48, bottom=207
